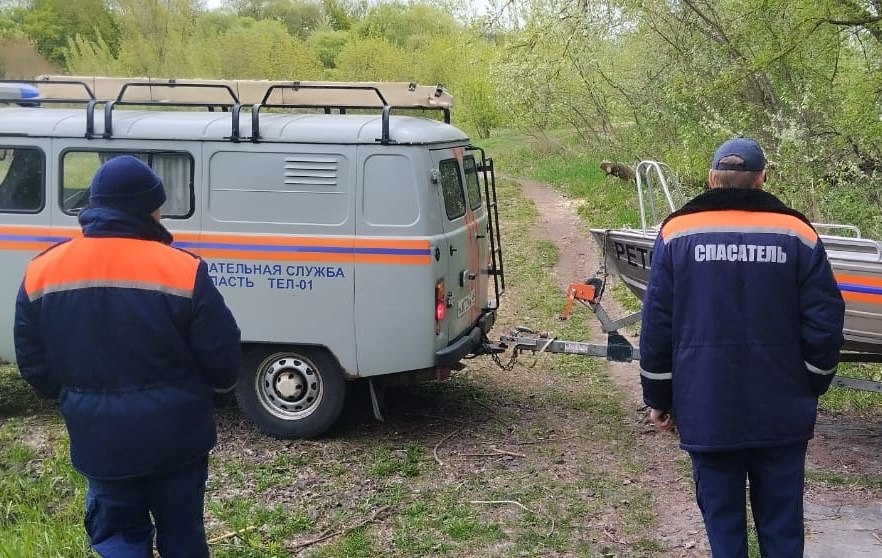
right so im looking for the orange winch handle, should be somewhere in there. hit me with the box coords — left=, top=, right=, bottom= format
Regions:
left=562, top=282, right=597, bottom=320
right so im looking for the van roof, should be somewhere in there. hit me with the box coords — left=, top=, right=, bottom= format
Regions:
left=0, top=107, right=469, bottom=144
left=0, top=76, right=467, bottom=144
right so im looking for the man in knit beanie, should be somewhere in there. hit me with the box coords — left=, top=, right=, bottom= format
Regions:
left=14, top=155, right=242, bottom=557
left=88, top=155, right=167, bottom=215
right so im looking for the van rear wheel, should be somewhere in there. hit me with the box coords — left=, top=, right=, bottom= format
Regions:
left=237, top=346, right=346, bottom=439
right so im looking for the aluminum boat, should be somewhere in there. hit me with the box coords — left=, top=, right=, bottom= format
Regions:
left=589, top=161, right=882, bottom=355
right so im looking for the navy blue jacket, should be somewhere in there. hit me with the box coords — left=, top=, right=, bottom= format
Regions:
left=14, top=208, right=241, bottom=479
left=639, top=188, right=844, bottom=452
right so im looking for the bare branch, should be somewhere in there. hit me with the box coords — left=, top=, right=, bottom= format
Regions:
left=288, top=506, right=392, bottom=554
left=433, top=426, right=466, bottom=466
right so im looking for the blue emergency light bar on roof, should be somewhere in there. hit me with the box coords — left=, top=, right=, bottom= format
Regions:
left=0, top=82, right=41, bottom=103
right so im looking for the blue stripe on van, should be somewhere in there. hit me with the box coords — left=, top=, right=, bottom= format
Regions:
left=0, top=233, right=71, bottom=243
left=838, top=282, right=882, bottom=296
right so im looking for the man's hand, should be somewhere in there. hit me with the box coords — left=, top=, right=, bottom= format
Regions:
left=649, top=408, right=675, bottom=431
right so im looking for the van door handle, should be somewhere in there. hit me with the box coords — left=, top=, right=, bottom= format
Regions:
left=459, top=269, right=476, bottom=286
left=450, top=245, right=457, bottom=256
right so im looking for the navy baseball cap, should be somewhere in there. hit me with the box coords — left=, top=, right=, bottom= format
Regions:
left=711, top=138, right=766, bottom=171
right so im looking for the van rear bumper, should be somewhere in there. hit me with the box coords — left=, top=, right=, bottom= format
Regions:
left=435, top=310, right=496, bottom=366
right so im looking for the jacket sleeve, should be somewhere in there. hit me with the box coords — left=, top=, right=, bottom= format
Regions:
left=639, top=235, right=674, bottom=410
left=189, top=261, right=242, bottom=395
left=799, top=240, right=845, bottom=397
left=13, top=281, right=60, bottom=400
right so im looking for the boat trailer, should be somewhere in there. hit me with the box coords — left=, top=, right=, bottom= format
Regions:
left=488, top=277, right=882, bottom=395
left=491, top=277, right=642, bottom=364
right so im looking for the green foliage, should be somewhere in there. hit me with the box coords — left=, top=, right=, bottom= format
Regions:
left=322, top=0, right=353, bottom=30
left=490, top=0, right=882, bottom=233
left=213, top=19, right=323, bottom=79
left=65, top=5, right=324, bottom=80
left=46, top=0, right=507, bottom=140
left=99, top=0, right=201, bottom=76
left=454, top=74, right=502, bottom=138
left=353, top=2, right=457, bottom=49
left=332, top=37, right=409, bottom=80
left=0, top=13, right=15, bottom=39
left=12, top=0, right=119, bottom=66
left=65, top=35, right=124, bottom=75
left=231, top=0, right=325, bottom=40
left=308, top=29, right=349, bottom=68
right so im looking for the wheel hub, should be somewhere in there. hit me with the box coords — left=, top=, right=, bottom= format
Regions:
left=275, top=371, right=305, bottom=400
left=256, top=355, right=323, bottom=420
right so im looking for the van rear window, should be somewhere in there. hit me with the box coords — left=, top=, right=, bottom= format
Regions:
left=0, top=146, right=44, bottom=213
left=439, top=159, right=465, bottom=220
left=463, top=156, right=482, bottom=211
left=61, top=151, right=194, bottom=218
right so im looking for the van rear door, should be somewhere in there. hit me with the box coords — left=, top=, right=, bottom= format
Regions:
left=432, top=148, right=481, bottom=340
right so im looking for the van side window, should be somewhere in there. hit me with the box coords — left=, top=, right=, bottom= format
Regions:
left=0, top=147, right=45, bottom=213
left=439, top=159, right=465, bottom=220
left=61, top=151, right=194, bottom=217
left=463, top=156, right=482, bottom=211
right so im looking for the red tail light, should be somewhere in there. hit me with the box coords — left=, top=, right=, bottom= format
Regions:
left=435, top=280, right=445, bottom=332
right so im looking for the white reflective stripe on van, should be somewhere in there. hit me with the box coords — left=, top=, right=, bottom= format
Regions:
left=640, top=368, right=672, bottom=381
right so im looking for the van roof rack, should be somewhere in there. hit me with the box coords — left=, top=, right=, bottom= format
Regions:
left=30, top=76, right=453, bottom=144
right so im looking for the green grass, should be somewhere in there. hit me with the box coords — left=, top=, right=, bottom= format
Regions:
left=368, top=444, right=423, bottom=478
left=0, top=416, right=91, bottom=557
left=806, top=470, right=882, bottom=490
left=481, top=129, right=642, bottom=229
left=820, top=363, right=882, bottom=413
left=0, top=364, right=50, bottom=418
left=62, top=151, right=101, bottom=189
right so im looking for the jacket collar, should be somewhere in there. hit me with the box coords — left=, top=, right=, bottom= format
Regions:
left=664, top=187, right=813, bottom=228
left=78, top=207, right=174, bottom=245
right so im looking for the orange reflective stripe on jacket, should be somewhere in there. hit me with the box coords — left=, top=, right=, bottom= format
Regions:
left=661, top=210, right=818, bottom=248
left=24, top=237, right=199, bottom=302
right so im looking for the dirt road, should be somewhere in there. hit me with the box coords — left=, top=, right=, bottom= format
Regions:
left=516, top=178, right=882, bottom=557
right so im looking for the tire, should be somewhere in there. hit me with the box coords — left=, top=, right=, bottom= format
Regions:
left=236, top=346, right=346, bottom=439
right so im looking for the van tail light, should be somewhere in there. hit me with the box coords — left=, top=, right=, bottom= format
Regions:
left=435, top=279, right=446, bottom=333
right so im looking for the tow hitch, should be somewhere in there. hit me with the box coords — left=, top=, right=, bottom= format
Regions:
left=488, top=277, right=641, bottom=369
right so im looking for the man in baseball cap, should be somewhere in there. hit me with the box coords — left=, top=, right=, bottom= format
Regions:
left=640, top=137, right=844, bottom=556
